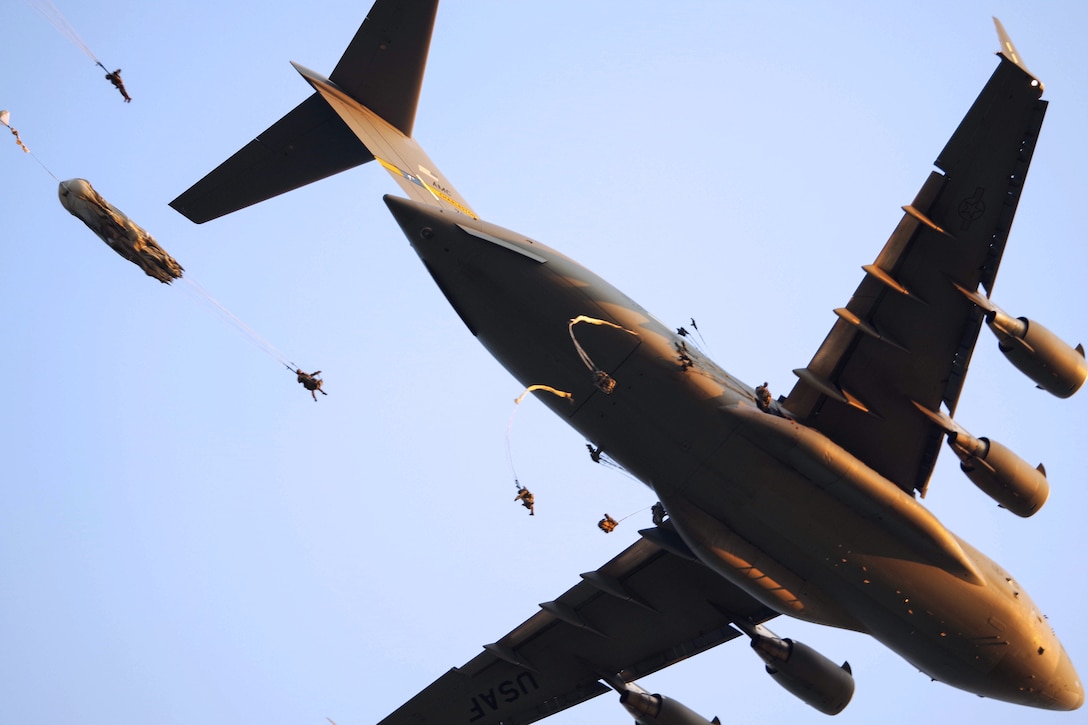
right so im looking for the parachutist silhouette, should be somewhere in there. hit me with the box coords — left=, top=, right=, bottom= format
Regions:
left=296, top=369, right=327, bottom=401
left=104, top=68, right=131, bottom=102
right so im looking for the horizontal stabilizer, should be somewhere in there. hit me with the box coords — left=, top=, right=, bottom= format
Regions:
left=170, top=0, right=442, bottom=224
left=170, top=94, right=373, bottom=223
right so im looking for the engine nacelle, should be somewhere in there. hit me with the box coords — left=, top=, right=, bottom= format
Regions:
left=618, top=683, right=721, bottom=725
left=750, top=634, right=854, bottom=715
left=986, top=309, right=1087, bottom=398
left=948, top=431, right=1049, bottom=517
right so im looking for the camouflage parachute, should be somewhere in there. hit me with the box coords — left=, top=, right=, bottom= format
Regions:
left=58, top=178, right=182, bottom=283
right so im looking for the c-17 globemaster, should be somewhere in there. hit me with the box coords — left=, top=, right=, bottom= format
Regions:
left=170, top=1, right=1085, bottom=722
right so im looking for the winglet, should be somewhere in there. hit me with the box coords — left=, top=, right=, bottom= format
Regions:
left=993, top=17, right=1040, bottom=88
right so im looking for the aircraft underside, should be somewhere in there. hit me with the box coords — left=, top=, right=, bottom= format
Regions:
left=169, top=0, right=1085, bottom=718
left=385, top=194, right=1082, bottom=711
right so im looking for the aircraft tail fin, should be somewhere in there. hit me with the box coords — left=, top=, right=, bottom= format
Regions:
left=290, top=62, right=475, bottom=219
left=993, top=17, right=1035, bottom=80
left=170, top=0, right=474, bottom=223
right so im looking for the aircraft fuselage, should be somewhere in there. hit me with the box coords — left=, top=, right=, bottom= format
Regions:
left=385, top=194, right=1083, bottom=711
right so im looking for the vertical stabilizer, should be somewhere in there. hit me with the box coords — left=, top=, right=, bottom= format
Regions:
left=292, top=62, right=475, bottom=219
left=993, top=17, right=1036, bottom=81
left=170, top=0, right=451, bottom=224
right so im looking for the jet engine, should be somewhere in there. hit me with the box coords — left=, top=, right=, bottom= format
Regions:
left=984, top=308, right=1086, bottom=398
left=747, top=631, right=855, bottom=716
left=947, top=430, right=1049, bottom=517
left=617, top=682, right=721, bottom=725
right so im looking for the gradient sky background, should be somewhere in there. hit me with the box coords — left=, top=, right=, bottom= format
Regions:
left=2, top=1, right=1087, bottom=724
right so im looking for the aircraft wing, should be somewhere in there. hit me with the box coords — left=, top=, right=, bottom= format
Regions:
left=782, top=37, right=1047, bottom=497
left=378, top=524, right=776, bottom=724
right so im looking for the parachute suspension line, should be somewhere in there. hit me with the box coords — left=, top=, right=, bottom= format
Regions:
left=614, top=505, right=652, bottom=524
left=505, top=385, right=574, bottom=490
left=28, top=1, right=130, bottom=102
left=504, top=400, right=522, bottom=490
left=568, top=315, right=639, bottom=394
left=34, top=153, right=61, bottom=182
left=586, top=443, right=639, bottom=483
left=29, top=0, right=101, bottom=64
left=180, top=277, right=298, bottom=370
left=1, top=112, right=63, bottom=183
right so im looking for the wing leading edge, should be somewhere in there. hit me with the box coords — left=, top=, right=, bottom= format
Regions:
left=378, top=524, right=776, bottom=724
left=783, top=25, right=1047, bottom=496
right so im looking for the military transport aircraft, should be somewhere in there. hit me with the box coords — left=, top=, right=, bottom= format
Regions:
left=171, top=1, right=1085, bottom=722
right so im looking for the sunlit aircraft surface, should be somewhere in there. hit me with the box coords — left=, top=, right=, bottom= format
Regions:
left=171, top=2, right=1085, bottom=722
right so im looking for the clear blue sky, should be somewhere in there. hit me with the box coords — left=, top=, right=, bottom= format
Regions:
left=2, top=2, right=1086, bottom=724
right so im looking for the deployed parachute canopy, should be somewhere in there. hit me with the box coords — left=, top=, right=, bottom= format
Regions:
left=58, top=178, right=183, bottom=283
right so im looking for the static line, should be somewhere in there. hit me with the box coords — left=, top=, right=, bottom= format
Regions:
left=568, top=315, right=639, bottom=373
left=505, top=384, right=574, bottom=490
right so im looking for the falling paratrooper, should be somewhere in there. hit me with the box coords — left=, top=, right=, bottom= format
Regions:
left=58, top=178, right=183, bottom=283
left=295, top=368, right=327, bottom=401
left=101, top=66, right=131, bottom=103
left=30, top=0, right=131, bottom=102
